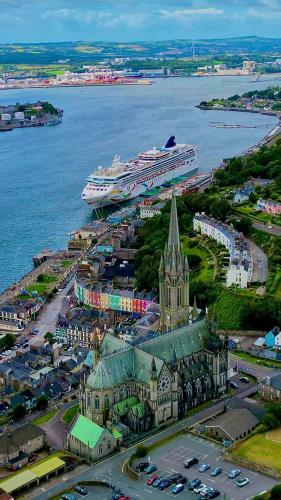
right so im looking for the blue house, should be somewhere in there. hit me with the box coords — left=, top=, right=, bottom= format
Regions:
left=264, top=327, right=280, bottom=348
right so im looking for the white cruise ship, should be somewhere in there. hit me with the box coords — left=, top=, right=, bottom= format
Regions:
left=81, top=136, right=198, bottom=208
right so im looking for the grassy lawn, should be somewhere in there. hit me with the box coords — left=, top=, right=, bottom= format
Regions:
left=182, top=236, right=214, bottom=282
left=233, top=351, right=281, bottom=369
left=61, top=259, right=73, bottom=268
left=233, top=432, right=281, bottom=473
left=27, top=283, right=49, bottom=294
left=61, top=404, right=79, bottom=424
left=215, top=290, right=247, bottom=329
left=32, top=409, right=58, bottom=426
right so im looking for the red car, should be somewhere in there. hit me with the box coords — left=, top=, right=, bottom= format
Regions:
left=147, top=474, right=158, bottom=486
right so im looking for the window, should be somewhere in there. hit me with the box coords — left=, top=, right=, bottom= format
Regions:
left=104, top=394, right=110, bottom=409
left=95, top=396, right=100, bottom=410
left=113, top=391, right=118, bottom=404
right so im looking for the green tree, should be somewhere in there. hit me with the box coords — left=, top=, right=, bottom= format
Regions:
left=36, top=395, right=48, bottom=411
left=13, top=404, right=26, bottom=421
left=37, top=273, right=44, bottom=282
left=135, top=444, right=148, bottom=458
left=44, top=332, right=55, bottom=345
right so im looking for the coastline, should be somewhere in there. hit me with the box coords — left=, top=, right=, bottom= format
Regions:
left=0, top=79, right=152, bottom=92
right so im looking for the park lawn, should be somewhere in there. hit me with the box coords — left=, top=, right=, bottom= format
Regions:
left=32, top=409, right=58, bottom=426
left=27, top=283, right=49, bottom=294
left=233, top=432, right=281, bottom=473
left=61, top=404, right=79, bottom=424
left=61, top=259, right=73, bottom=268
left=182, top=237, right=214, bottom=283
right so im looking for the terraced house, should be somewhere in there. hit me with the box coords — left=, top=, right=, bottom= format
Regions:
left=72, top=194, right=229, bottom=457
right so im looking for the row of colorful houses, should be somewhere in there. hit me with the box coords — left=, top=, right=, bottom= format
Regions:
left=256, top=198, right=281, bottom=215
left=74, top=280, right=156, bottom=315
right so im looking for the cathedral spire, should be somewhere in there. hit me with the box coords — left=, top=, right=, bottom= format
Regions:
left=168, top=189, right=180, bottom=248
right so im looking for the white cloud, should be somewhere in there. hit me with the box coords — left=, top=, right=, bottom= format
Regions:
left=159, top=8, right=224, bottom=20
left=248, top=7, right=281, bottom=19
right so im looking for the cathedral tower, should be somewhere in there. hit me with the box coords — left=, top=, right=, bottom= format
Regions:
left=159, top=191, right=189, bottom=332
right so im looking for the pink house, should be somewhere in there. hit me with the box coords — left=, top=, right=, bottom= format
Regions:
left=256, top=198, right=281, bottom=215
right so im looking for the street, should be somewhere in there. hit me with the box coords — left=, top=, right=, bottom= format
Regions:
left=253, top=221, right=281, bottom=237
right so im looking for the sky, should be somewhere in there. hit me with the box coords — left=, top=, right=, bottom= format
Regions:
left=1, top=0, right=281, bottom=43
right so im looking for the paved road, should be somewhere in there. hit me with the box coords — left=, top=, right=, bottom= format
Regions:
left=247, top=238, right=268, bottom=283
left=230, top=353, right=280, bottom=380
left=253, top=221, right=281, bottom=236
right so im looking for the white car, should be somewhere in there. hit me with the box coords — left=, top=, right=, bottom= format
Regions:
left=237, top=477, right=249, bottom=487
left=194, top=483, right=207, bottom=494
left=199, top=486, right=214, bottom=497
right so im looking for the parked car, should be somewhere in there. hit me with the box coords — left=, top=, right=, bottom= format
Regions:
left=210, top=467, right=222, bottom=477
left=135, top=462, right=149, bottom=472
left=199, top=486, right=214, bottom=497
left=240, top=376, right=250, bottom=383
left=237, top=477, right=249, bottom=487
left=228, top=469, right=240, bottom=479
left=194, top=483, right=207, bottom=494
left=168, top=473, right=183, bottom=484
left=153, top=477, right=165, bottom=487
left=144, top=464, right=157, bottom=474
left=74, top=485, right=87, bottom=495
left=112, top=494, right=122, bottom=500
left=184, top=457, right=199, bottom=468
left=172, top=484, right=184, bottom=494
left=206, top=489, right=221, bottom=498
left=158, top=479, right=172, bottom=490
left=176, top=476, right=187, bottom=484
left=230, top=381, right=239, bottom=389
left=147, top=474, right=158, bottom=486
left=61, top=495, right=76, bottom=500
left=199, top=463, right=211, bottom=472
left=187, top=478, right=201, bottom=490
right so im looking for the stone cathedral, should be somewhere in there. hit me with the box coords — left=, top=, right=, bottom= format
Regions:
left=79, top=193, right=229, bottom=434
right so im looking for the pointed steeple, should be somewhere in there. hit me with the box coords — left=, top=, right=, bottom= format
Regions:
left=168, top=189, right=180, bottom=248
left=151, top=356, right=157, bottom=379
left=191, top=296, right=199, bottom=322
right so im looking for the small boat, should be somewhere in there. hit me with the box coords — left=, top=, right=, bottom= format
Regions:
left=45, top=116, right=62, bottom=126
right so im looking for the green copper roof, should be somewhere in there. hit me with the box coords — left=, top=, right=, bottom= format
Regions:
left=70, top=414, right=105, bottom=448
left=141, top=320, right=209, bottom=362
left=112, top=395, right=140, bottom=416
left=87, top=343, right=163, bottom=389
left=112, top=428, right=122, bottom=439
left=131, top=401, right=147, bottom=418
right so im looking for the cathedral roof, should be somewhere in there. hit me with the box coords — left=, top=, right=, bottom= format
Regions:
left=140, top=320, right=209, bottom=362
left=86, top=320, right=210, bottom=390
left=87, top=343, right=163, bottom=389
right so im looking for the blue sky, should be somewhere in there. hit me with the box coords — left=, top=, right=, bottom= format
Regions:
left=1, top=0, right=281, bottom=43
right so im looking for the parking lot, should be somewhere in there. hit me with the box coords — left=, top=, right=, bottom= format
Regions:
left=96, top=432, right=277, bottom=500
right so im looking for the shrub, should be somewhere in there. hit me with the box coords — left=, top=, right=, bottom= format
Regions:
left=271, top=485, right=281, bottom=500
left=135, top=445, right=148, bottom=458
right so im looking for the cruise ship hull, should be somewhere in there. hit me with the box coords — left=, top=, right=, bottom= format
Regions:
left=85, top=159, right=197, bottom=209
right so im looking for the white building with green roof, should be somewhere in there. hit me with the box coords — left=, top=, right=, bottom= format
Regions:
left=67, top=414, right=118, bottom=460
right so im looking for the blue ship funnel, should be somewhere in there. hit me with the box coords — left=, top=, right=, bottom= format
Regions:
left=165, top=136, right=176, bottom=148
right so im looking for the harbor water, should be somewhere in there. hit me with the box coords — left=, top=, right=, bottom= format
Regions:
left=0, top=76, right=278, bottom=291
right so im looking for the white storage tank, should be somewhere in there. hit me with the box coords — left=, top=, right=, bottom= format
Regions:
left=14, top=111, right=25, bottom=121
left=1, top=113, right=11, bottom=121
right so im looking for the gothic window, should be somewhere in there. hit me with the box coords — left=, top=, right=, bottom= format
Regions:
left=99, top=445, right=103, bottom=454
left=186, top=383, right=192, bottom=399
left=196, top=379, right=202, bottom=395
left=120, top=387, right=124, bottom=398
left=95, top=395, right=100, bottom=410
left=177, top=288, right=181, bottom=307
left=113, top=391, right=118, bottom=404
left=87, top=392, right=91, bottom=409
left=127, top=386, right=131, bottom=398
left=104, top=394, right=110, bottom=409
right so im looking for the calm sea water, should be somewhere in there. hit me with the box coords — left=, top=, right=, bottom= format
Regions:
left=0, top=76, right=278, bottom=291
